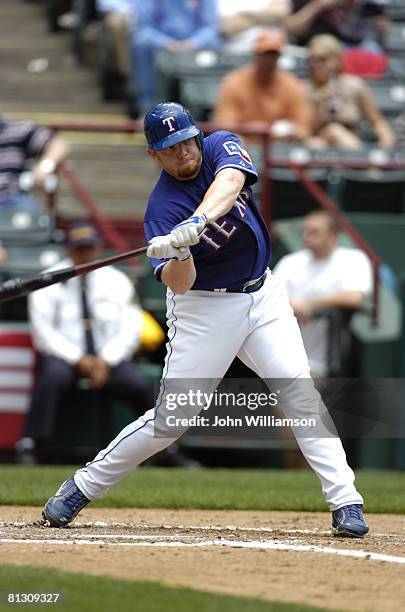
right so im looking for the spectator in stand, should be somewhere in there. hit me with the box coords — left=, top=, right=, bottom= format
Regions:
left=97, top=0, right=137, bottom=82
left=304, top=34, right=395, bottom=149
left=273, top=210, right=372, bottom=377
left=15, top=221, right=198, bottom=467
left=0, top=116, right=69, bottom=210
left=218, top=0, right=290, bottom=54
left=284, top=0, right=390, bottom=76
left=129, top=0, right=221, bottom=117
left=284, top=0, right=389, bottom=50
left=213, top=28, right=313, bottom=143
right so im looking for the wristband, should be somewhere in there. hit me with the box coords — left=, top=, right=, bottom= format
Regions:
left=38, top=158, right=56, bottom=174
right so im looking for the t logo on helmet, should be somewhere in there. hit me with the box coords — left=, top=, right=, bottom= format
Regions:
left=144, top=103, right=202, bottom=151
left=162, top=117, right=176, bottom=132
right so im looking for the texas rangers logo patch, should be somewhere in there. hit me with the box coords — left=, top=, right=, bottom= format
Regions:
left=223, top=141, right=252, bottom=165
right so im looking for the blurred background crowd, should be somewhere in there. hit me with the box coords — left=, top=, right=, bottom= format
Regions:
left=1, top=0, right=405, bottom=471
left=44, top=0, right=405, bottom=144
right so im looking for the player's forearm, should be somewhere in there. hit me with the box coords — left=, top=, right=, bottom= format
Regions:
left=194, top=169, right=245, bottom=223
left=161, top=256, right=197, bottom=294
left=309, top=290, right=366, bottom=311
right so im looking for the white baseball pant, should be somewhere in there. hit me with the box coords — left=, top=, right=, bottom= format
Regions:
left=75, top=272, right=363, bottom=510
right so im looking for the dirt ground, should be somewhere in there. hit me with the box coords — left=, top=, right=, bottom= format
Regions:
left=0, top=506, right=404, bottom=612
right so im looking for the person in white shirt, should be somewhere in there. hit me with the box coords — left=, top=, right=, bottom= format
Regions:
left=16, top=221, right=152, bottom=462
left=218, top=0, right=290, bottom=54
left=273, top=210, right=372, bottom=377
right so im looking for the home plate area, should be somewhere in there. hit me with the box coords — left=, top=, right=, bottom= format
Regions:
left=1, top=518, right=405, bottom=564
left=1, top=508, right=404, bottom=612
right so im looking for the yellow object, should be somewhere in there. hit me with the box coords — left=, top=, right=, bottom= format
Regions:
left=139, top=310, right=165, bottom=352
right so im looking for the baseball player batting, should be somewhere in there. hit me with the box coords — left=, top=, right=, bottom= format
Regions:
left=43, top=102, right=368, bottom=537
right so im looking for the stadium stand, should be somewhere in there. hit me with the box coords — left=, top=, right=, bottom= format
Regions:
left=44, top=0, right=73, bottom=32
left=386, top=0, right=405, bottom=21
left=367, top=80, right=405, bottom=118
left=340, top=168, right=405, bottom=213
left=0, top=210, right=56, bottom=246
left=2, top=0, right=405, bottom=469
left=384, top=20, right=405, bottom=53
left=269, top=167, right=328, bottom=219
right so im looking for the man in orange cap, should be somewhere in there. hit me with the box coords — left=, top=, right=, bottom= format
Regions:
left=214, top=27, right=313, bottom=142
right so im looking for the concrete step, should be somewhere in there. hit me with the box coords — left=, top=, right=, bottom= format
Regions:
left=0, top=0, right=156, bottom=221
left=0, top=0, right=123, bottom=116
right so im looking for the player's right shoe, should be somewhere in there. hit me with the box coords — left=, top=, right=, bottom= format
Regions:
left=42, top=476, right=90, bottom=527
left=331, top=504, right=369, bottom=537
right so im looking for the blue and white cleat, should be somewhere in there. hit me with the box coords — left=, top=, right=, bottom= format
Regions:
left=331, top=504, right=369, bottom=538
left=42, top=476, right=90, bottom=527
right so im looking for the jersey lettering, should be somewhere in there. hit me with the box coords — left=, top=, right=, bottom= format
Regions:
left=210, top=219, right=237, bottom=239
left=200, top=228, right=221, bottom=250
left=162, top=117, right=176, bottom=132
left=234, top=189, right=249, bottom=218
left=200, top=218, right=238, bottom=251
left=144, top=131, right=270, bottom=289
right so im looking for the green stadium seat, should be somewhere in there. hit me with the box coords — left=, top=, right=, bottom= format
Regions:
left=179, top=76, right=220, bottom=120
left=269, top=167, right=328, bottom=220
left=340, top=168, right=405, bottom=213
left=384, top=21, right=405, bottom=52
left=0, top=244, right=65, bottom=322
left=155, top=49, right=251, bottom=80
left=155, top=49, right=251, bottom=105
left=2, top=243, right=65, bottom=275
left=386, top=0, right=405, bottom=21
left=346, top=212, right=405, bottom=277
left=0, top=210, right=54, bottom=245
left=367, top=81, right=405, bottom=116
left=278, top=50, right=308, bottom=78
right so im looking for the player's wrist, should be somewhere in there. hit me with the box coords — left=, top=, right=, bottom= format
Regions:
left=196, top=212, right=207, bottom=230
left=175, top=247, right=191, bottom=262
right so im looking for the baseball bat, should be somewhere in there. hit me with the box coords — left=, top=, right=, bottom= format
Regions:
left=0, top=245, right=148, bottom=303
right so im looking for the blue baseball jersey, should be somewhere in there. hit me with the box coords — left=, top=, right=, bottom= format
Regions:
left=144, top=131, right=272, bottom=290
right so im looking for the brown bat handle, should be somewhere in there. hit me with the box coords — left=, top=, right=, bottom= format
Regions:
left=0, top=245, right=148, bottom=303
left=74, top=245, right=148, bottom=275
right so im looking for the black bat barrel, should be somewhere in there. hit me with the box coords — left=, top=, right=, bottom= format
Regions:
left=0, top=245, right=148, bottom=303
left=0, top=267, right=76, bottom=302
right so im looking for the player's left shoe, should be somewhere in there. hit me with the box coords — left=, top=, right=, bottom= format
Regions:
left=331, top=504, right=369, bottom=537
left=42, top=476, right=90, bottom=527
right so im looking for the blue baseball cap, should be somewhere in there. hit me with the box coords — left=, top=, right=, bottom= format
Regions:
left=66, top=221, right=102, bottom=248
left=143, top=102, right=202, bottom=151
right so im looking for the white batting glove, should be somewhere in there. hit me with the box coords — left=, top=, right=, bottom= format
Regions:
left=147, top=235, right=191, bottom=261
left=170, top=213, right=207, bottom=247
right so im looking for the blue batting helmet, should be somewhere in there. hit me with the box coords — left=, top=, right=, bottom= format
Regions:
left=143, top=102, right=203, bottom=151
